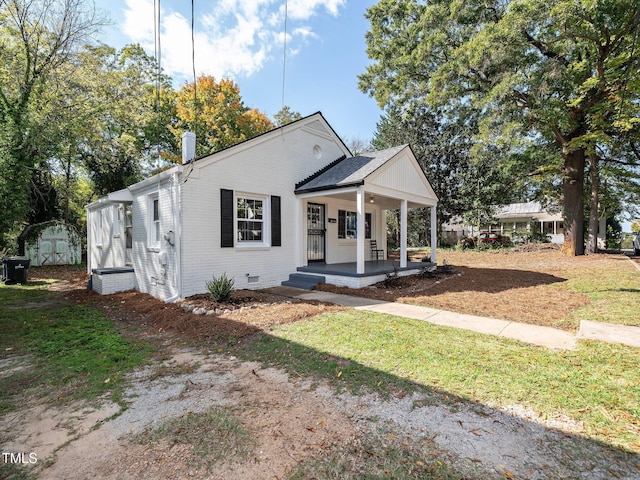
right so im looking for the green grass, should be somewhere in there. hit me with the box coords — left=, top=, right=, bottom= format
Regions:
left=240, top=310, right=640, bottom=453
left=0, top=462, right=38, bottom=480
left=132, top=405, right=254, bottom=469
left=562, top=260, right=640, bottom=327
left=0, top=282, right=153, bottom=413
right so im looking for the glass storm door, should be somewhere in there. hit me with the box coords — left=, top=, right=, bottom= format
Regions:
left=307, top=203, right=326, bottom=262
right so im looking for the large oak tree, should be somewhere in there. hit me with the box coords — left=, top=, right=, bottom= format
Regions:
left=359, top=0, right=640, bottom=255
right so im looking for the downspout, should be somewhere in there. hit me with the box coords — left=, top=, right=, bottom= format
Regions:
left=165, top=171, right=182, bottom=303
left=86, top=206, right=92, bottom=275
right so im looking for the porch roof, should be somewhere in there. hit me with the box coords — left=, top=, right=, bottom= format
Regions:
left=294, top=144, right=438, bottom=209
left=295, top=145, right=407, bottom=194
left=85, top=188, right=133, bottom=209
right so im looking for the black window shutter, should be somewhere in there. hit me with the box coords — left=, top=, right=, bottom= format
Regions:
left=221, top=189, right=234, bottom=247
left=271, top=195, right=281, bottom=247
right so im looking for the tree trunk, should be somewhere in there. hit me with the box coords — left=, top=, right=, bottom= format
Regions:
left=562, top=148, right=585, bottom=256
left=585, top=151, right=600, bottom=255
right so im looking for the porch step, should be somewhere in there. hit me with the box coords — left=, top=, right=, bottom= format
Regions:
left=281, top=273, right=326, bottom=290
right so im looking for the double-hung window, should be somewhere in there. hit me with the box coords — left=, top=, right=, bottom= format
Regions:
left=237, top=196, right=264, bottom=242
left=95, top=210, right=103, bottom=246
left=221, top=189, right=280, bottom=248
left=148, top=194, right=161, bottom=249
left=338, top=210, right=372, bottom=239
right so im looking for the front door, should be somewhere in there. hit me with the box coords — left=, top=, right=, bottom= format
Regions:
left=307, top=203, right=325, bottom=262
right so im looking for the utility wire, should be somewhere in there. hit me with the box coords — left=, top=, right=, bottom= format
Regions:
left=192, top=0, right=198, bottom=141
left=154, top=0, right=162, bottom=170
left=282, top=0, right=287, bottom=112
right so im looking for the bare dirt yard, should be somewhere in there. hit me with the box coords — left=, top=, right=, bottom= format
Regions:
left=2, top=250, right=639, bottom=480
left=318, top=245, right=638, bottom=330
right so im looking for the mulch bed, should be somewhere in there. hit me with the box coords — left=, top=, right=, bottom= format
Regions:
left=30, top=265, right=342, bottom=342
left=29, top=246, right=602, bottom=334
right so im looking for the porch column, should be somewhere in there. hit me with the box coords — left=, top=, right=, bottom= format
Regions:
left=430, top=205, right=437, bottom=264
left=356, top=188, right=365, bottom=274
left=400, top=199, right=407, bottom=268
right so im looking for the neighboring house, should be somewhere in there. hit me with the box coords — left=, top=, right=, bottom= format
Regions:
left=86, top=112, right=438, bottom=300
left=443, top=201, right=606, bottom=247
left=18, top=221, right=82, bottom=266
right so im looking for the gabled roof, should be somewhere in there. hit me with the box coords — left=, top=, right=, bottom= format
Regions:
left=295, top=145, right=408, bottom=193
left=496, top=201, right=561, bottom=218
left=186, top=111, right=352, bottom=166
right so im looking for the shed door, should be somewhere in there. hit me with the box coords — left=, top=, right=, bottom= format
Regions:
left=54, top=240, right=69, bottom=264
left=307, top=203, right=325, bottom=262
left=39, top=240, right=53, bottom=266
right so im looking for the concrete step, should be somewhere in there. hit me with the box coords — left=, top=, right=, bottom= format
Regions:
left=281, top=273, right=326, bottom=290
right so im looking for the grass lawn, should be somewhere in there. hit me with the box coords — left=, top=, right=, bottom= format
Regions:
left=437, top=249, right=639, bottom=329
left=325, top=248, right=638, bottom=330
left=0, top=280, right=154, bottom=414
left=245, top=310, right=640, bottom=454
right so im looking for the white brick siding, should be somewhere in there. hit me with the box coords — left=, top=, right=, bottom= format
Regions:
left=92, top=271, right=136, bottom=295
left=179, top=124, right=346, bottom=297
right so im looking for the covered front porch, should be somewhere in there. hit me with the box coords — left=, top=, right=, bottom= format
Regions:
left=296, top=259, right=429, bottom=289
left=293, top=145, right=439, bottom=284
left=297, top=259, right=426, bottom=276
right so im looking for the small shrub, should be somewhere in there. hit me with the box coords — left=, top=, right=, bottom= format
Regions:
left=206, top=273, right=235, bottom=302
left=457, top=237, right=475, bottom=250
left=382, top=264, right=403, bottom=288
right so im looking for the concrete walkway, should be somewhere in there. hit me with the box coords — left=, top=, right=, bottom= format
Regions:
left=267, top=287, right=640, bottom=351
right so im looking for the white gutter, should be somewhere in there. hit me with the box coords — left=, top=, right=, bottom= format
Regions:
left=128, top=165, right=182, bottom=193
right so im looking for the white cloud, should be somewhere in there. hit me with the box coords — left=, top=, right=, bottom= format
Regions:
left=122, top=0, right=154, bottom=44
left=121, top=0, right=344, bottom=81
left=285, top=0, right=346, bottom=20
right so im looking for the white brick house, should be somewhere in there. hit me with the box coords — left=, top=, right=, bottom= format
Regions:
left=86, top=112, right=438, bottom=301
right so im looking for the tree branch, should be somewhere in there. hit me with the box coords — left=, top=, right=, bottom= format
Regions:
left=522, top=29, right=569, bottom=67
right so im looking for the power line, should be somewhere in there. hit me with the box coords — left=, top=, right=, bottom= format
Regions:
left=282, top=0, right=287, bottom=111
left=192, top=0, right=198, bottom=138
left=154, top=0, right=162, bottom=169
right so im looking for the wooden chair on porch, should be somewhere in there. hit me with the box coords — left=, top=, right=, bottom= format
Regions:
left=370, top=240, right=384, bottom=261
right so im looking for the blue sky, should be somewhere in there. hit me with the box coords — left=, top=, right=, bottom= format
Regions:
left=93, top=0, right=382, bottom=143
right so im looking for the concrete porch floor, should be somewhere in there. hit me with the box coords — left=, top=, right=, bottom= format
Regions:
left=297, top=260, right=429, bottom=278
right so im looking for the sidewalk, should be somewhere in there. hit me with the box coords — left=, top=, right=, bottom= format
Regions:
left=267, top=287, right=640, bottom=351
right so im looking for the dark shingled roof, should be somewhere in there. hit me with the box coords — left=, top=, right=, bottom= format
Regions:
left=295, top=144, right=407, bottom=193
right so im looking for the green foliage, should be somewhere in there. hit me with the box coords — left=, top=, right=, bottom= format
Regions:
left=172, top=76, right=273, bottom=157
left=206, top=273, right=235, bottom=302
left=360, top=0, right=640, bottom=255
left=273, top=105, right=302, bottom=127
left=0, top=0, right=106, bottom=249
left=70, top=43, right=171, bottom=195
left=374, top=104, right=494, bottom=243
left=527, top=221, right=550, bottom=244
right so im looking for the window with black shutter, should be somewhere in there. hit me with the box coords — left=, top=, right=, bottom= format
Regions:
left=271, top=195, right=281, bottom=246
left=220, top=189, right=234, bottom=247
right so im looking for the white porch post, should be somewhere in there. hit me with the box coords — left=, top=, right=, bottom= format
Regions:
left=430, top=205, right=437, bottom=264
left=400, top=199, right=408, bottom=268
left=356, top=188, right=365, bottom=274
